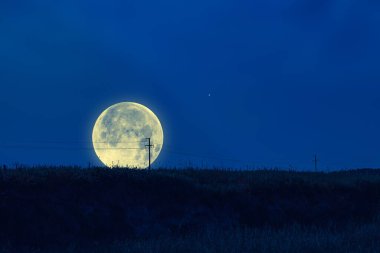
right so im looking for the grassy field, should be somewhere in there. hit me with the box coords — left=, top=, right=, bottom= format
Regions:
left=0, top=167, right=379, bottom=252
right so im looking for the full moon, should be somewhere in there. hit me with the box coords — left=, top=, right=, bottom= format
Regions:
left=92, top=102, right=164, bottom=169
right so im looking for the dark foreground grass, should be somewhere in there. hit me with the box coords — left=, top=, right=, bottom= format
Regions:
left=0, top=167, right=380, bottom=252
left=3, top=221, right=380, bottom=253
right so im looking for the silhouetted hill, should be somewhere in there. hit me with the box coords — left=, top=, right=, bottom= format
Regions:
left=0, top=167, right=379, bottom=252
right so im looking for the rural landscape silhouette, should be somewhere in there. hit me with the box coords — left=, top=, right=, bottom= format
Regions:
left=0, top=166, right=379, bottom=252
left=1, top=0, right=380, bottom=252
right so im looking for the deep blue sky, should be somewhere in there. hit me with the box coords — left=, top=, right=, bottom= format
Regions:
left=0, top=0, right=379, bottom=169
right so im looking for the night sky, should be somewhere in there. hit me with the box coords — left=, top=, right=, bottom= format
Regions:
left=0, top=0, right=379, bottom=170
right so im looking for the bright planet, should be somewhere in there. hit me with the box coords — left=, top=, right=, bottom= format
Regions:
left=92, top=102, right=164, bottom=169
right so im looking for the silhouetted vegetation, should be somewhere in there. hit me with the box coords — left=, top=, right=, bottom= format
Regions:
left=0, top=167, right=379, bottom=252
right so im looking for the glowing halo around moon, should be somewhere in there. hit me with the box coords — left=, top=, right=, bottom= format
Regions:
left=92, top=102, right=164, bottom=169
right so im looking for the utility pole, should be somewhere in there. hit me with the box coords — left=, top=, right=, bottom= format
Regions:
left=313, top=154, right=318, bottom=172
left=145, top=138, right=154, bottom=170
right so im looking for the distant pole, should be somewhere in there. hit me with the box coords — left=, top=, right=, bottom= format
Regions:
left=313, top=154, right=318, bottom=172
left=145, top=138, right=154, bottom=170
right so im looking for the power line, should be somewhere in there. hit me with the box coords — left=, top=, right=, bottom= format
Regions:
left=0, top=145, right=143, bottom=150
left=165, top=150, right=241, bottom=162
left=0, top=142, right=255, bottom=166
left=0, top=141, right=148, bottom=144
left=0, top=144, right=242, bottom=160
